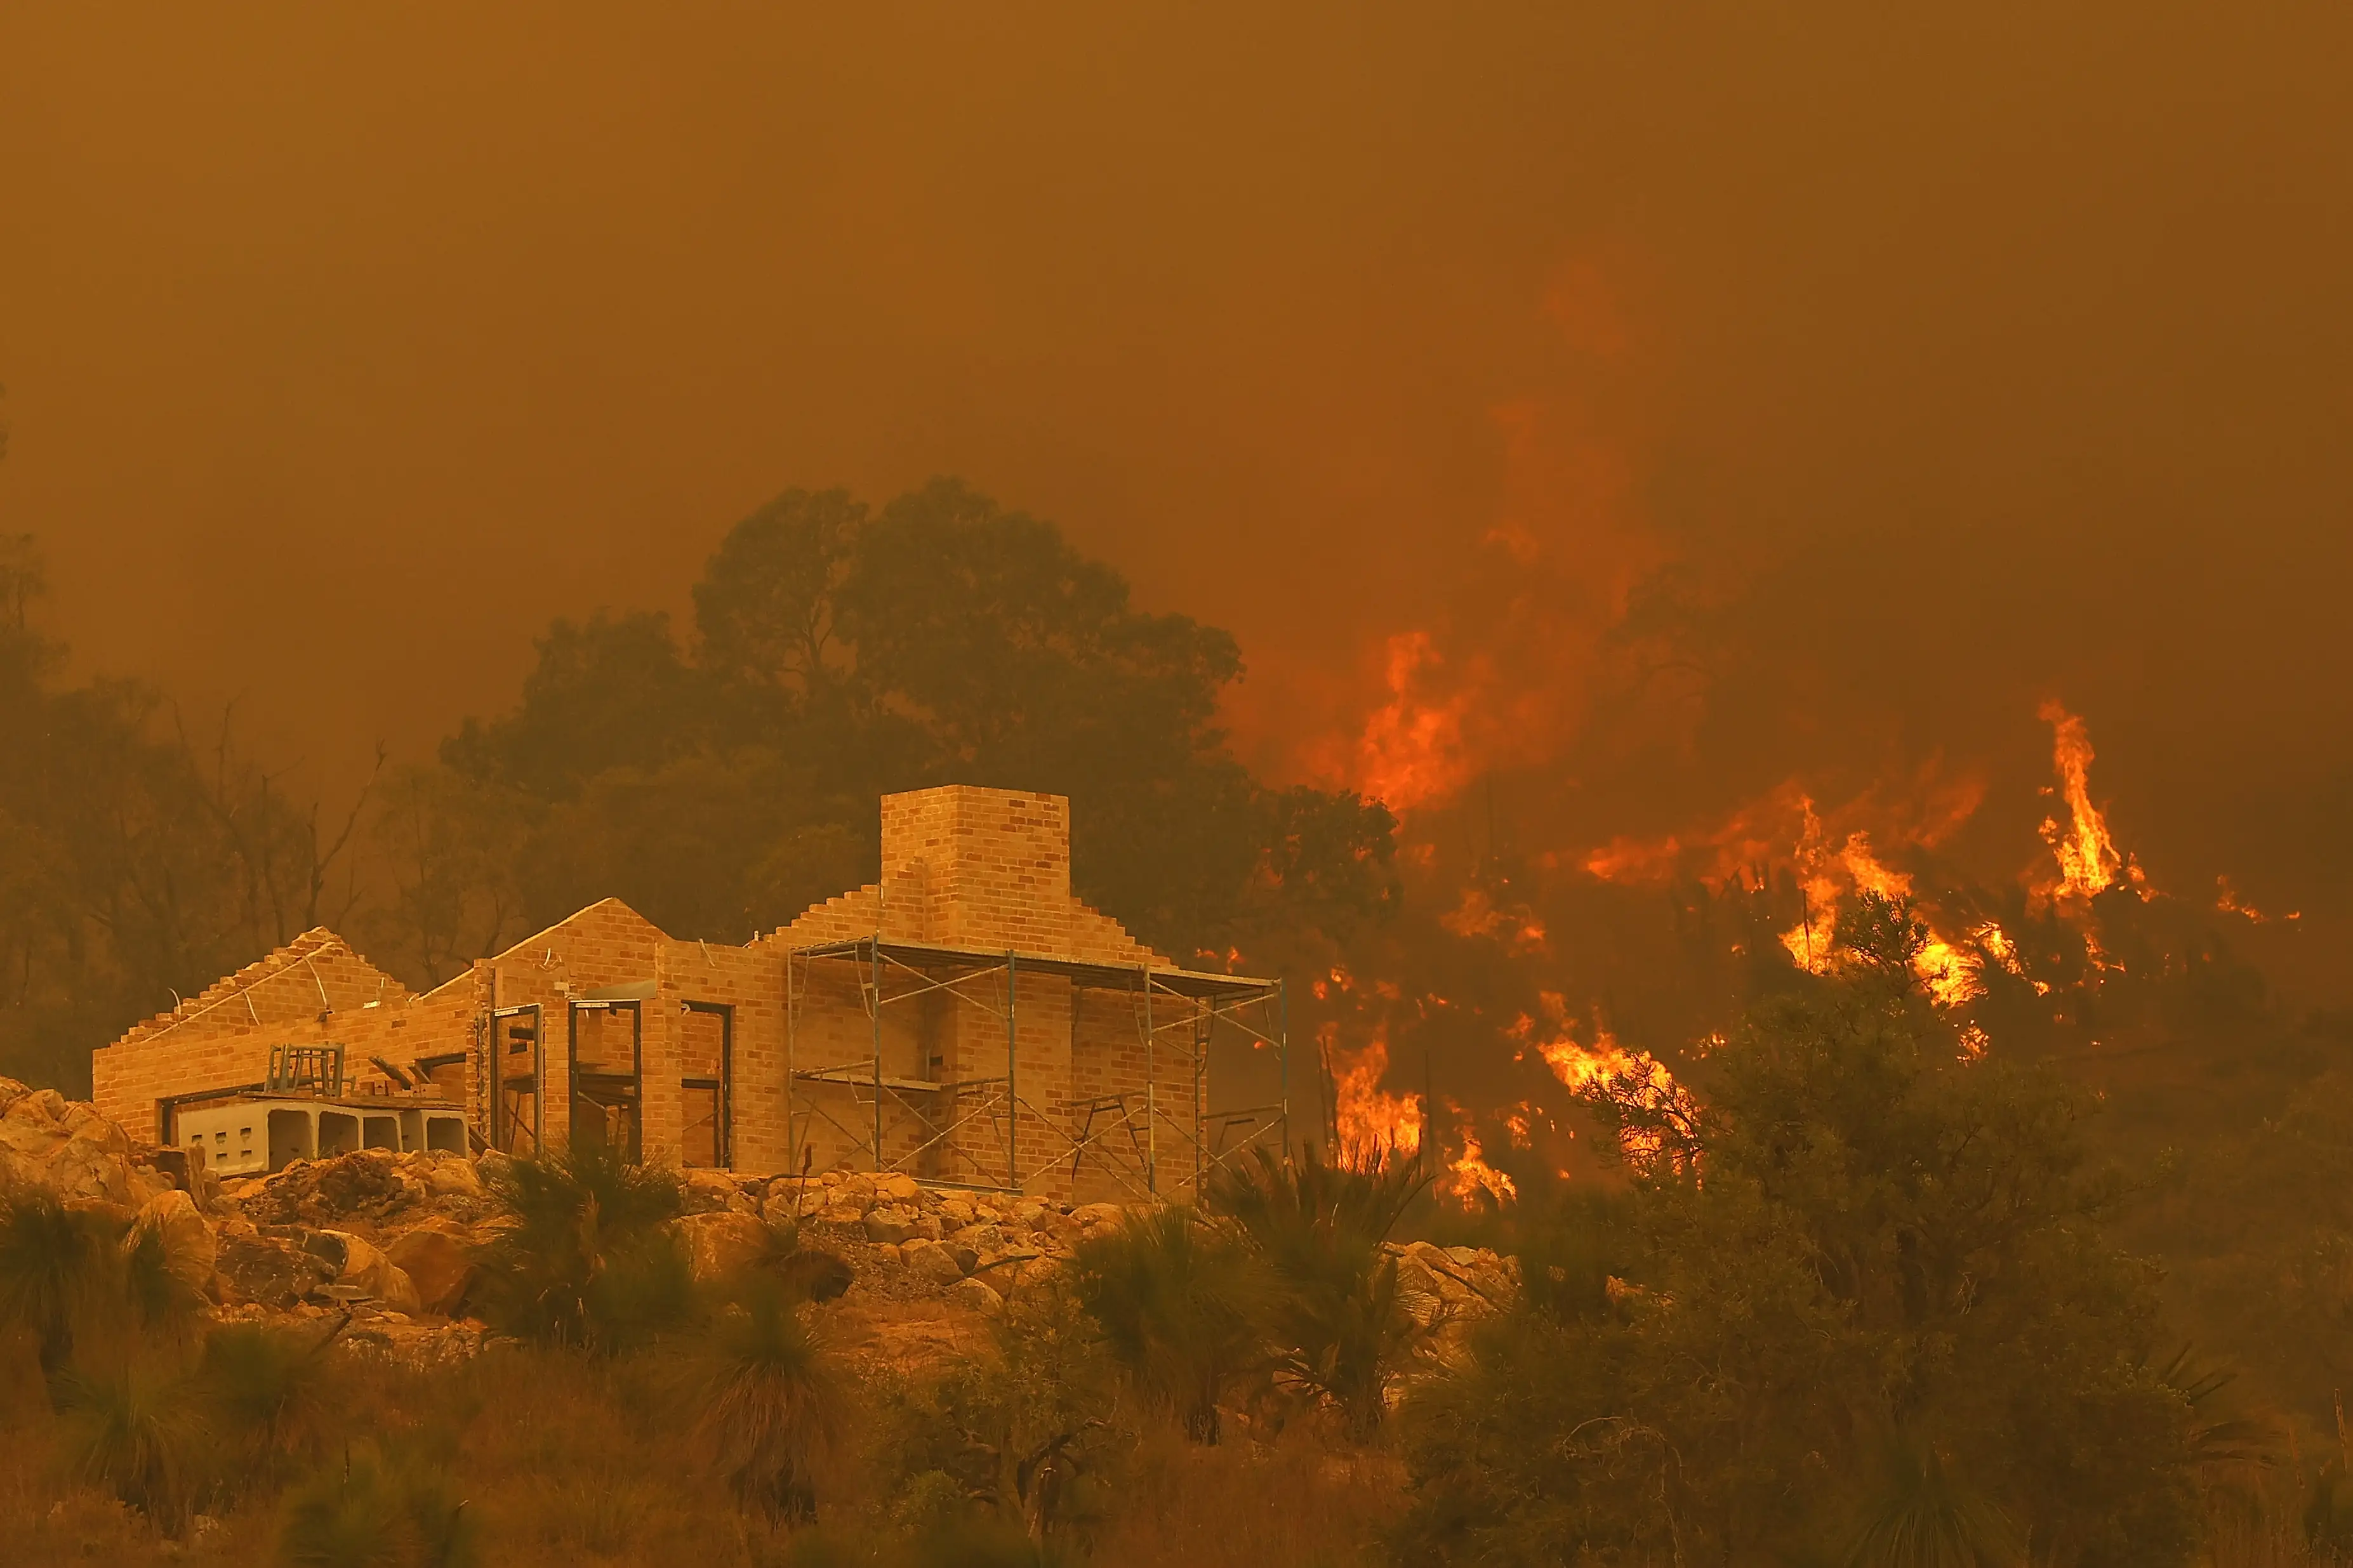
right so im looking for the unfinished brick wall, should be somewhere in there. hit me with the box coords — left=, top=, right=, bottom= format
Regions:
left=93, top=784, right=1264, bottom=1197
left=92, top=932, right=418, bottom=1141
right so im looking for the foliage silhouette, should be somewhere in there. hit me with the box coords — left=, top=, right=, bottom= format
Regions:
left=1070, top=1206, right=1265, bottom=1444
left=1204, top=1141, right=1429, bottom=1435
left=0, top=1183, right=121, bottom=1380
left=679, top=1272, right=852, bottom=1523
left=273, top=1444, right=477, bottom=1568
left=471, top=1143, right=691, bottom=1354
left=52, top=1359, right=208, bottom=1535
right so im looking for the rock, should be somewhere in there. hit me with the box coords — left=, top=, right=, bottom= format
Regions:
left=863, top=1206, right=917, bottom=1245
left=943, top=1241, right=979, bottom=1276
left=945, top=1275, right=1003, bottom=1314
left=1071, top=1202, right=1127, bottom=1234
left=675, top=1209, right=774, bottom=1282
left=45, top=1130, right=135, bottom=1204
left=385, top=1222, right=476, bottom=1315
left=309, top=1229, right=421, bottom=1311
left=900, top=1238, right=967, bottom=1288
left=938, top=1198, right=975, bottom=1228
left=910, top=1213, right=943, bottom=1242
left=128, top=1189, right=218, bottom=1284
left=764, top=1191, right=825, bottom=1225
left=682, top=1168, right=740, bottom=1213
left=876, top=1172, right=920, bottom=1202
left=423, top=1159, right=482, bottom=1199
left=218, top=1233, right=337, bottom=1308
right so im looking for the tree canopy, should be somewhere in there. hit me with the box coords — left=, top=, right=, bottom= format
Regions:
left=386, top=478, right=1396, bottom=975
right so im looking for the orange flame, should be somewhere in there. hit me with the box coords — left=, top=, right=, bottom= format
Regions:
left=1327, top=1024, right=1423, bottom=1154
left=2038, top=701, right=2132, bottom=900
left=1776, top=824, right=1984, bottom=1006
left=2217, top=876, right=2298, bottom=924
left=1444, top=1126, right=1519, bottom=1209
left=1353, top=631, right=1479, bottom=814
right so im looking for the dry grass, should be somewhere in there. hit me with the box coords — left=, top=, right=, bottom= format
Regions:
left=1087, top=1421, right=1407, bottom=1568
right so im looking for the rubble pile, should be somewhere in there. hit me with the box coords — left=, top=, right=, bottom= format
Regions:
left=2, top=1078, right=1516, bottom=1366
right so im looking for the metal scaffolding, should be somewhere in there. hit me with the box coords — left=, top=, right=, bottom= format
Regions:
left=783, top=935, right=1287, bottom=1199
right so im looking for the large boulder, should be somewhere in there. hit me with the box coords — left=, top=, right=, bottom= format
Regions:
left=901, top=1238, right=967, bottom=1288
left=308, top=1229, right=423, bottom=1313
left=863, top=1206, right=918, bottom=1245
left=675, top=1209, right=773, bottom=1282
left=385, top=1219, right=478, bottom=1315
left=421, top=1157, right=482, bottom=1201
left=945, top=1275, right=1003, bottom=1315
left=218, top=1233, right=338, bottom=1308
left=128, top=1189, right=218, bottom=1286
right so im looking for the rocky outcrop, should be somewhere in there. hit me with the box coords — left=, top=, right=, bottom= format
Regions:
left=0, top=1077, right=181, bottom=1207
left=1, top=1078, right=1522, bottom=1381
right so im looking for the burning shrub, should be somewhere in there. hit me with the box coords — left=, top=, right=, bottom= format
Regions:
left=1393, top=965, right=2204, bottom=1565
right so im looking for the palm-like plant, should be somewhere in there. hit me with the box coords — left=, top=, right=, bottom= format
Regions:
left=122, top=1222, right=209, bottom=1344
left=683, top=1273, right=852, bottom=1522
left=1204, top=1141, right=1430, bottom=1436
left=1070, top=1206, right=1263, bottom=1444
left=1840, top=1437, right=2020, bottom=1568
left=0, top=1184, right=124, bottom=1380
left=738, top=1216, right=855, bottom=1303
left=275, top=1445, right=477, bottom=1568
left=472, top=1143, right=691, bottom=1353
left=198, top=1319, right=351, bottom=1487
left=52, top=1359, right=209, bottom=1535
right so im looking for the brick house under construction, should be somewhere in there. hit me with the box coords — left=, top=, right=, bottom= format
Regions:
left=91, top=786, right=1289, bottom=1202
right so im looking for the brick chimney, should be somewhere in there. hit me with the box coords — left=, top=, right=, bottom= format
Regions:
left=879, top=786, right=1075, bottom=954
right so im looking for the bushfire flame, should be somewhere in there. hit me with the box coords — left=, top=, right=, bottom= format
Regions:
left=1444, top=1126, right=1518, bottom=1209
left=1326, top=1024, right=1424, bottom=1154
left=2039, top=700, right=2137, bottom=900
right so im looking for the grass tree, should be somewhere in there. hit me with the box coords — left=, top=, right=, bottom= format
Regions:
left=1070, top=1206, right=1265, bottom=1444
left=274, top=1444, right=477, bottom=1568
left=681, top=1272, right=852, bottom=1523
left=0, top=1184, right=126, bottom=1381
left=1205, top=1141, right=1429, bottom=1436
left=199, top=1318, right=354, bottom=1488
left=472, top=1143, right=692, bottom=1354
left=52, top=1359, right=208, bottom=1535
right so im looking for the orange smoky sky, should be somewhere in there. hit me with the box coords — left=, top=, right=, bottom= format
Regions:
left=1, top=7, right=2349, bottom=916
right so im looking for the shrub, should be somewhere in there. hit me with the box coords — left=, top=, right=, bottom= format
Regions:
left=274, top=1445, right=477, bottom=1568
left=51, top=1359, right=208, bottom=1534
left=1070, top=1207, right=1264, bottom=1444
left=680, top=1274, right=851, bottom=1522
left=197, top=1319, right=352, bottom=1490
left=472, top=1143, right=692, bottom=1354
left=878, top=1284, right=1130, bottom=1545
left=1205, top=1142, right=1428, bottom=1436
left=0, top=1185, right=124, bottom=1380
